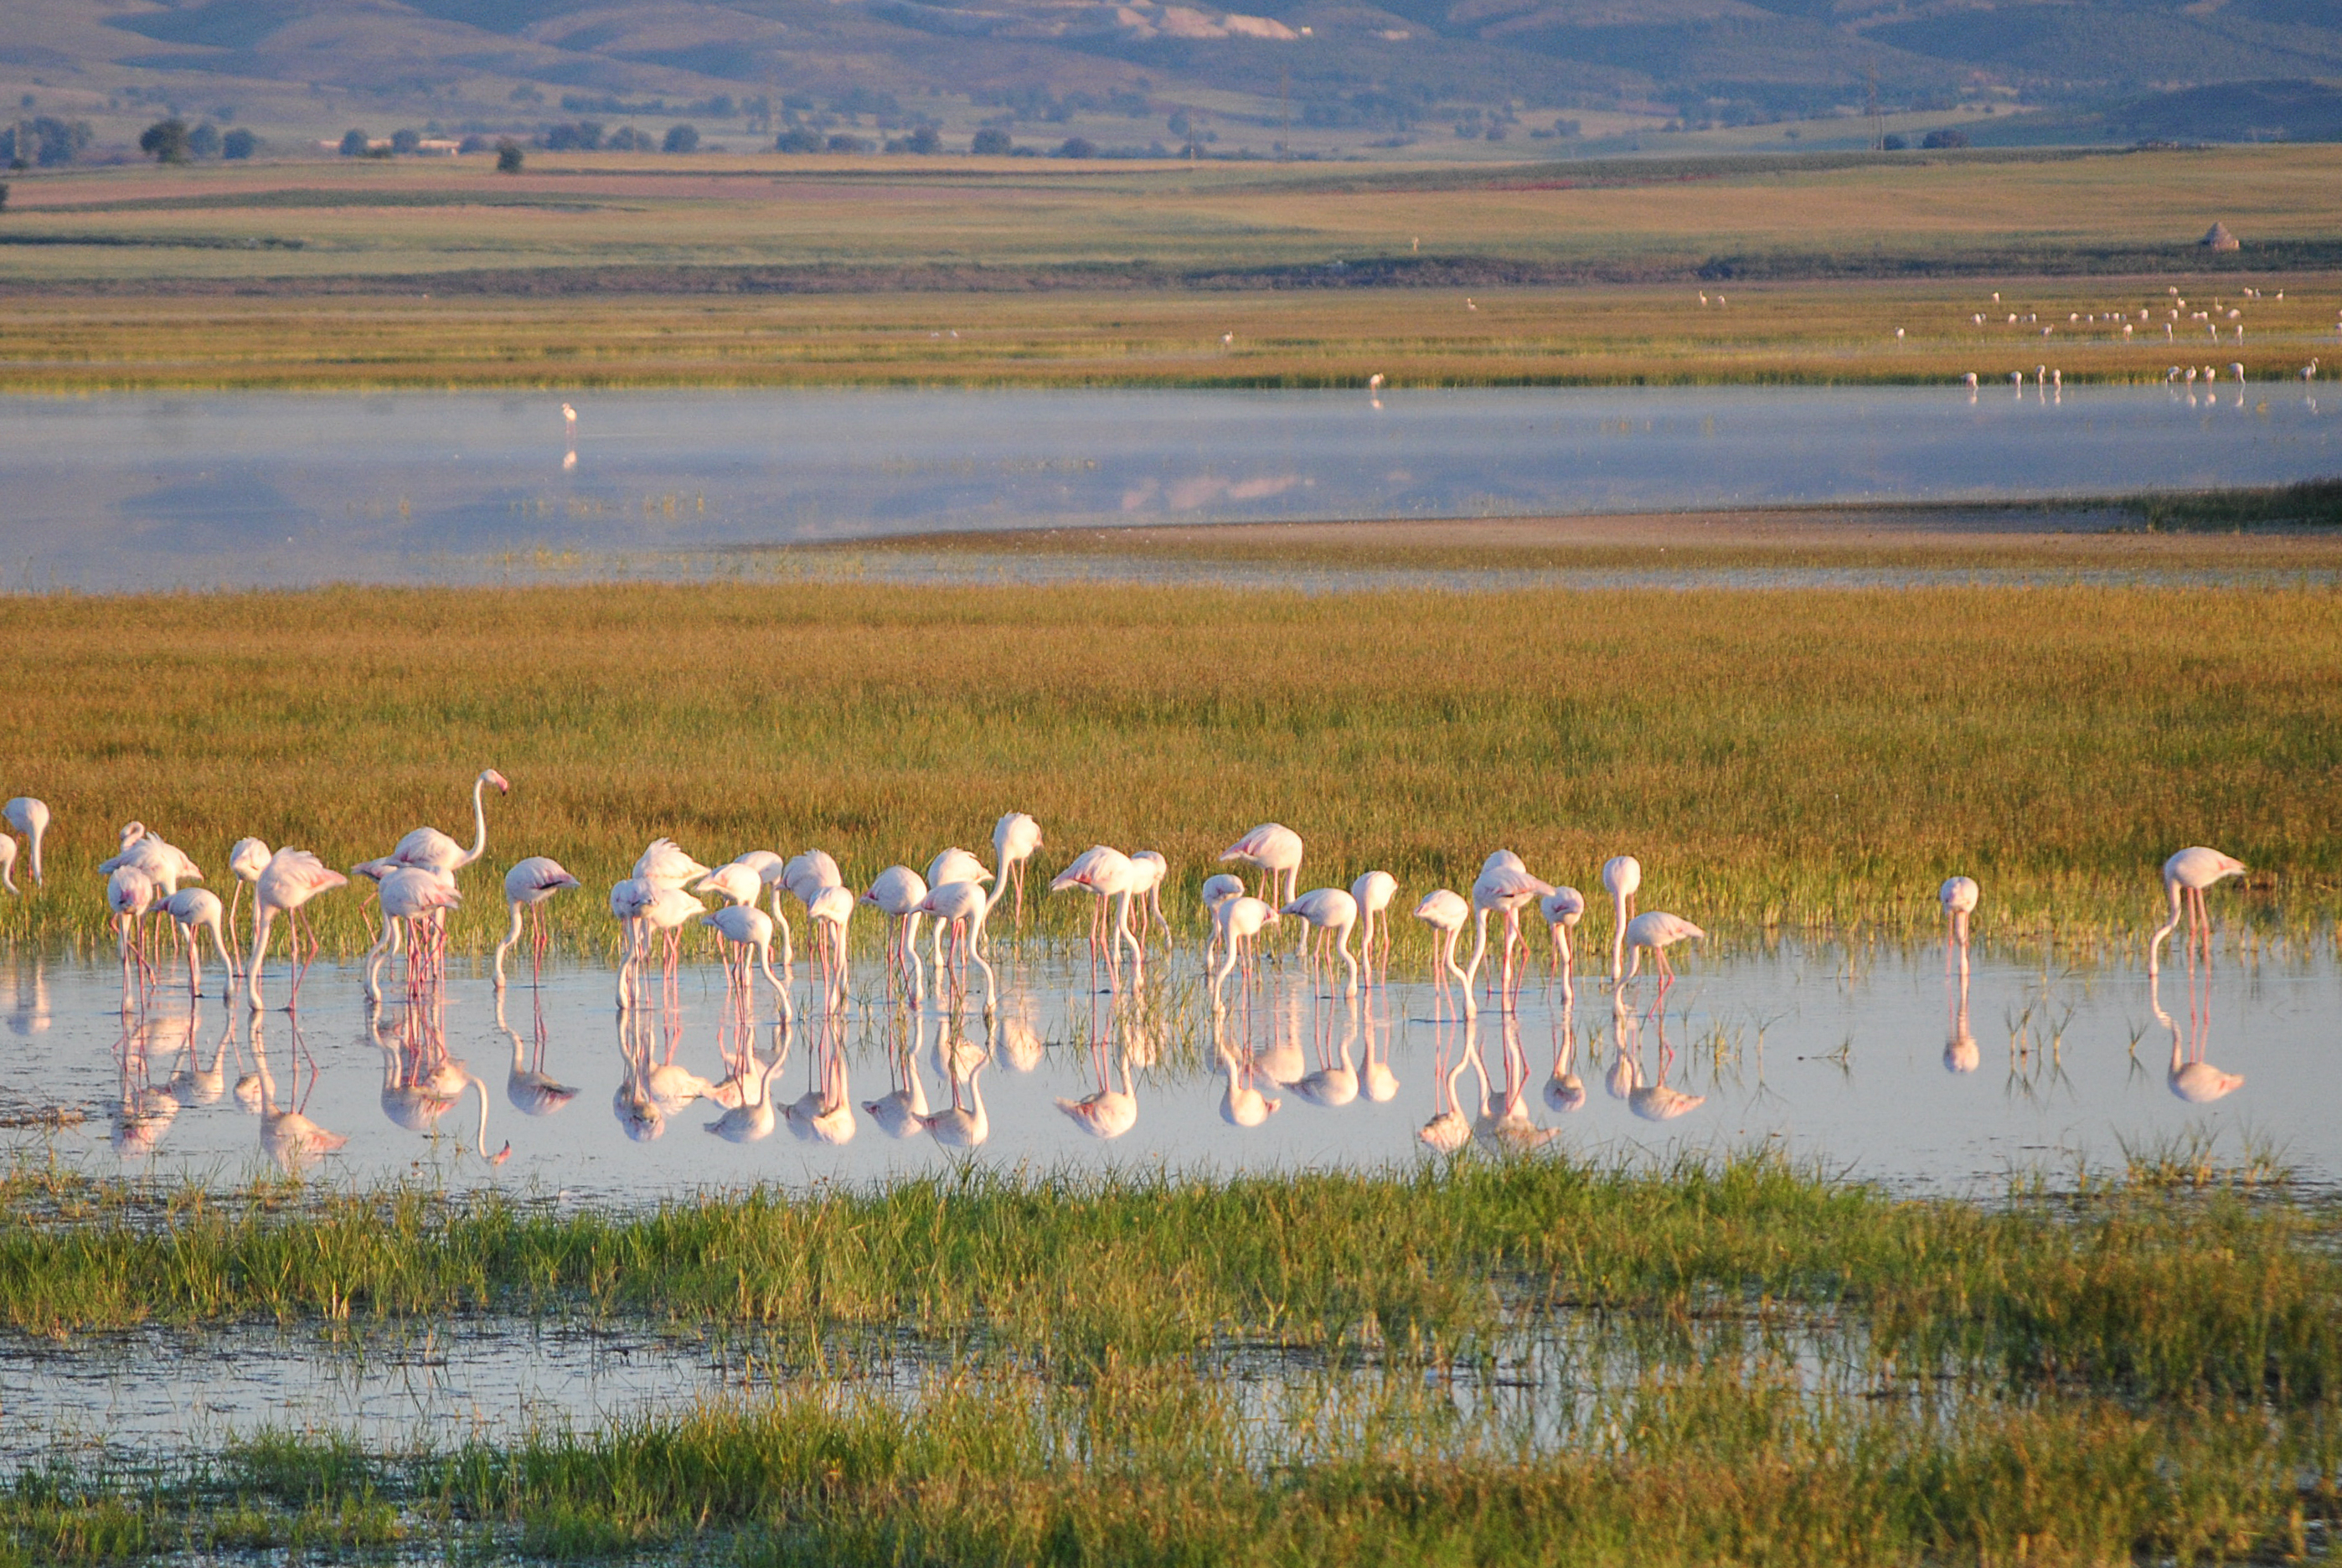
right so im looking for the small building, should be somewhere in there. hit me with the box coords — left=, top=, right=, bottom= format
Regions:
left=2200, top=221, right=2241, bottom=251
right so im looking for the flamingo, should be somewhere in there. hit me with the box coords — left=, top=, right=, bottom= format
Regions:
left=1200, top=873, right=1246, bottom=968
left=1939, top=875, right=1978, bottom=976
left=363, top=867, right=460, bottom=1002
left=702, top=905, right=791, bottom=1013
left=609, top=877, right=654, bottom=1004
left=1051, top=845, right=1144, bottom=986
left=159, top=888, right=234, bottom=999
left=1209, top=895, right=1277, bottom=1008
left=992, top=812, right=1043, bottom=926
left=246, top=849, right=348, bottom=1009
left=225, top=838, right=271, bottom=963
left=0, top=838, right=17, bottom=896
left=1602, top=855, right=1641, bottom=983
left=2149, top=847, right=2246, bottom=975
left=1621, top=910, right=1704, bottom=986
left=1128, top=849, right=1174, bottom=943
left=861, top=866, right=930, bottom=998
left=692, top=862, right=763, bottom=908
left=390, top=769, right=508, bottom=874
left=637, top=885, right=708, bottom=990
left=807, top=883, right=854, bottom=1007
left=926, top=846, right=991, bottom=891
left=916, top=879, right=996, bottom=1011
left=107, top=865, right=160, bottom=988
left=1473, top=856, right=1553, bottom=1001
left=102, top=823, right=203, bottom=896
left=1220, top=823, right=1303, bottom=948
left=635, top=837, right=711, bottom=891
left=1541, top=886, right=1585, bottom=989
left=1281, top=887, right=1360, bottom=994
left=1350, top=870, right=1396, bottom=980
left=2, top=798, right=49, bottom=886
left=1412, top=888, right=1478, bottom=1017
left=494, top=856, right=580, bottom=990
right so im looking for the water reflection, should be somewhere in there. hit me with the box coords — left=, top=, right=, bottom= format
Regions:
left=6, top=899, right=2327, bottom=1192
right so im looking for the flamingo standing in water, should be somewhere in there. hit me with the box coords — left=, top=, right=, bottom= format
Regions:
left=3, top=798, right=49, bottom=886
left=1541, top=886, right=1585, bottom=993
left=635, top=836, right=711, bottom=891
left=1411, top=889, right=1481, bottom=1017
left=1621, top=910, right=1705, bottom=988
left=862, top=865, right=931, bottom=999
left=1209, top=895, right=1278, bottom=1009
left=2149, top=846, right=2247, bottom=975
left=992, top=812, right=1043, bottom=926
left=0, top=838, right=18, bottom=896
left=807, top=883, right=854, bottom=1007
left=494, top=856, right=580, bottom=990
left=246, top=849, right=348, bottom=1009
left=107, top=865, right=160, bottom=988
left=225, top=838, right=271, bottom=967
left=703, top=904, right=791, bottom=1014
left=1473, top=854, right=1553, bottom=1003
left=1281, top=887, right=1360, bottom=994
left=1128, top=850, right=1174, bottom=944
left=917, top=879, right=997, bottom=1013
left=1602, top=855, right=1641, bottom=983
left=1051, top=845, right=1145, bottom=987
left=160, top=888, right=235, bottom=999
left=1350, top=870, right=1396, bottom=981
left=1220, top=823, right=1304, bottom=952
left=363, top=866, right=461, bottom=1002
left=1939, top=875, right=1978, bottom=976
left=391, top=769, right=509, bottom=874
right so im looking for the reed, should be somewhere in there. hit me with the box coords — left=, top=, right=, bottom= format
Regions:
left=0, top=578, right=2334, bottom=960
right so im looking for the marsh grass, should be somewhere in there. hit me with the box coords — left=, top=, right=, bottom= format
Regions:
left=0, top=580, right=2334, bottom=960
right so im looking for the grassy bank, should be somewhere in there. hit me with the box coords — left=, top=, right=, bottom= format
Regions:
left=0, top=577, right=2336, bottom=957
left=0, top=1154, right=2335, bottom=1563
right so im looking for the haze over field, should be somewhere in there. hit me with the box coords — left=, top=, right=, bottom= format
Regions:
left=3, top=0, right=2340, bottom=167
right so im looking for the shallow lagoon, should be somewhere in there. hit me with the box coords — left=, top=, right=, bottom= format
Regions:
left=3, top=384, right=2334, bottom=591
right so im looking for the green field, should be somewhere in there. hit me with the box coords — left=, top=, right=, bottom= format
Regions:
left=1, top=569, right=2335, bottom=960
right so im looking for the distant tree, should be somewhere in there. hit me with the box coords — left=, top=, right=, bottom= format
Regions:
left=1054, top=136, right=1096, bottom=158
left=391, top=127, right=422, bottom=153
left=6, top=116, right=92, bottom=168
left=496, top=139, right=524, bottom=173
left=905, top=124, right=939, bottom=154
left=826, top=132, right=872, bottom=152
left=338, top=127, right=369, bottom=157
left=663, top=123, right=699, bottom=153
left=604, top=126, right=650, bottom=150
left=542, top=121, right=602, bottom=151
left=1921, top=127, right=1970, bottom=149
left=1880, top=133, right=1907, bottom=150
left=0, top=183, right=8, bottom=212
left=775, top=126, right=824, bottom=152
left=970, top=126, right=1012, bottom=155
left=139, top=118, right=191, bottom=164
left=186, top=121, right=221, bottom=157
left=222, top=127, right=259, bottom=159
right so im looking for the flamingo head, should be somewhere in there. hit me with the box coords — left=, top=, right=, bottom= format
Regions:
left=482, top=769, right=511, bottom=794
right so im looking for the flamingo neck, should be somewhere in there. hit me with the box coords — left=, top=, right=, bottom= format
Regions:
left=1611, top=890, right=1629, bottom=977
left=462, top=777, right=491, bottom=867
left=1462, top=909, right=1489, bottom=987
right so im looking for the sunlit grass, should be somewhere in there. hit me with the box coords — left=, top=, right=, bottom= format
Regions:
left=0, top=579, right=2333, bottom=959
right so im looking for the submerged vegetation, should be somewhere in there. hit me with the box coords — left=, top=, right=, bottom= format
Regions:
left=0, top=1153, right=2335, bottom=1562
left=0, top=577, right=2335, bottom=958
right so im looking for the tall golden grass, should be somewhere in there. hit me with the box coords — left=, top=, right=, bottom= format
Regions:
left=0, top=579, right=2330, bottom=957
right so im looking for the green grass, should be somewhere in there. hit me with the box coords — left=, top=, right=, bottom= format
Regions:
left=0, top=577, right=2336, bottom=960
left=0, top=1154, right=2336, bottom=1562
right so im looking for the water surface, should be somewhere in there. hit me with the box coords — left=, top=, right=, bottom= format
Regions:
left=3, top=384, right=2331, bottom=591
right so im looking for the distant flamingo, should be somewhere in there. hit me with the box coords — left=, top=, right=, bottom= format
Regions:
left=2, top=798, right=49, bottom=886
left=245, top=849, right=348, bottom=1009
left=1602, top=855, right=1641, bottom=983
left=392, top=769, right=508, bottom=874
left=2149, top=846, right=2247, bottom=975
left=992, top=812, right=1044, bottom=926
left=494, top=855, right=580, bottom=990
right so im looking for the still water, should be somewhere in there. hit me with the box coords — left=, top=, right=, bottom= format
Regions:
left=0, top=931, right=2318, bottom=1462
left=3, top=932, right=2319, bottom=1199
left=2, top=384, right=2333, bottom=591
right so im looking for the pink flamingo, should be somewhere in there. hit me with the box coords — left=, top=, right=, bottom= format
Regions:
left=1220, top=823, right=1304, bottom=953
left=2149, top=847, right=2246, bottom=975
left=494, top=856, right=580, bottom=990
left=992, top=812, right=1044, bottom=926
left=245, top=849, right=348, bottom=1009
left=390, top=769, right=508, bottom=874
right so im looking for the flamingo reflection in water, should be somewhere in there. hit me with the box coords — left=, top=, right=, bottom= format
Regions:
left=1612, top=998, right=1706, bottom=1124
left=110, top=1007, right=189, bottom=1159
left=1545, top=999, right=1586, bottom=1113
left=1215, top=1011, right=1282, bottom=1128
left=1944, top=963, right=1979, bottom=1075
left=1057, top=1000, right=1140, bottom=1140
left=1473, top=1012, right=1555, bottom=1151
left=1417, top=1014, right=1479, bottom=1154
left=369, top=994, right=511, bottom=1165
left=498, top=989, right=577, bottom=1119
left=1288, top=993, right=1361, bottom=1110
left=916, top=1017, right=989, bottom=1151
left=2151, top=967, right=2244, bottom=1106
left=704, top=1019, right=794, bottom=1144
left=248, top=1010, right=349, bottom=1175
left=783, top=1009, right=858, bottom=1145
left=864, top=1006, right=932, bottom=1139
